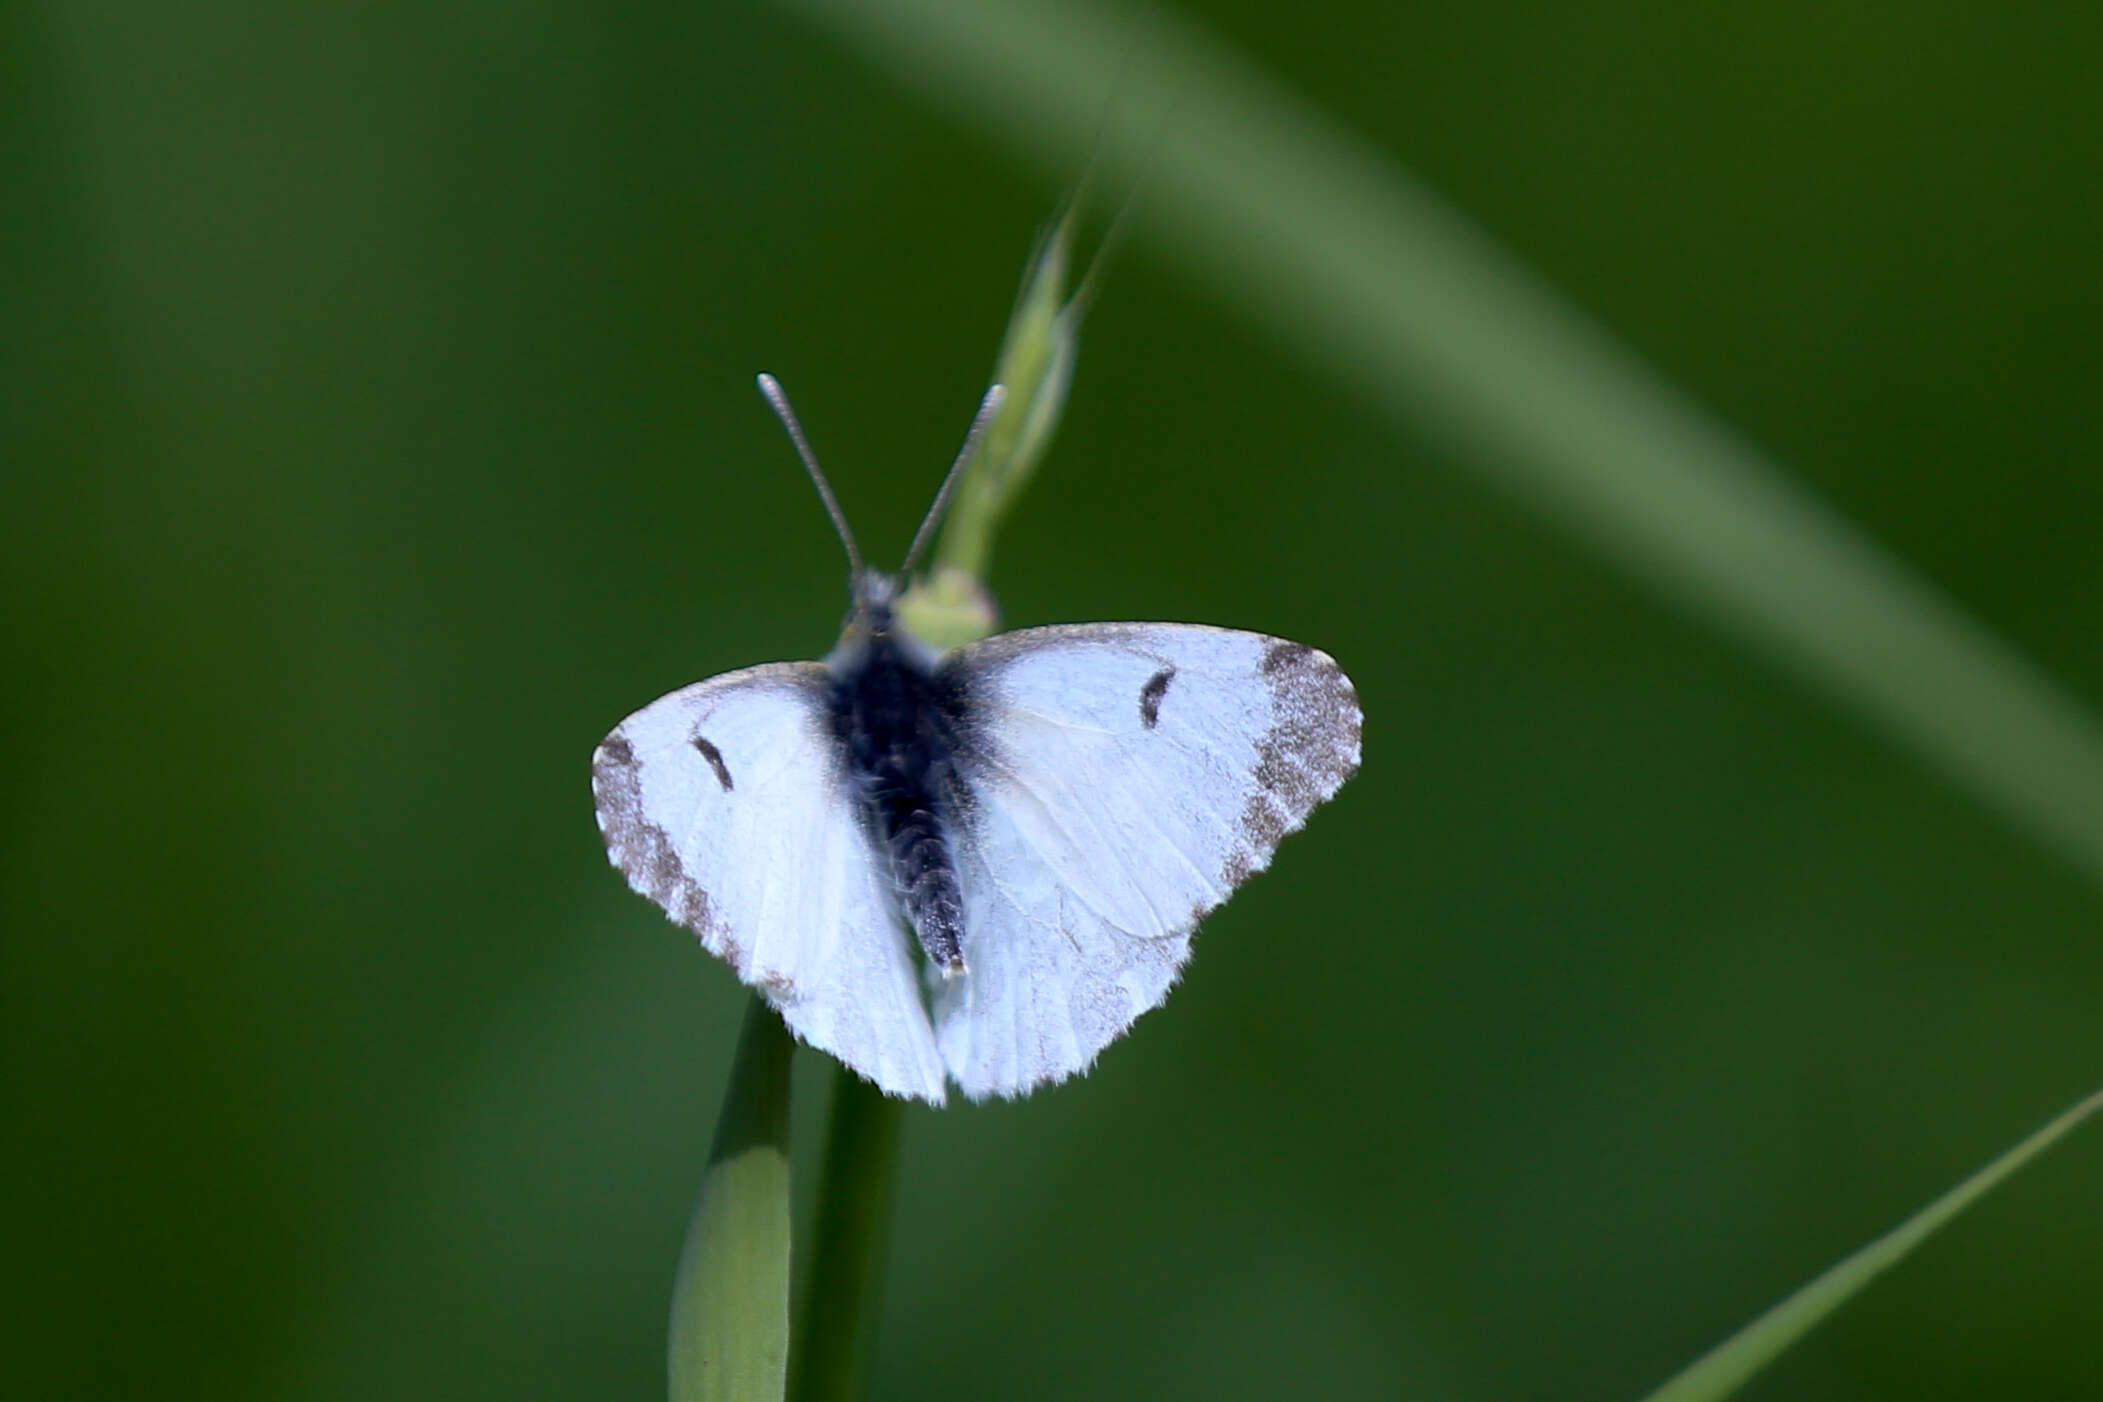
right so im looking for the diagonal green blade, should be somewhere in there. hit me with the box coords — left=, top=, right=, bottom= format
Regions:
left=783, top=0, right=2103, bottom=894
left=1641, top=1085, right=2103, bottom=1402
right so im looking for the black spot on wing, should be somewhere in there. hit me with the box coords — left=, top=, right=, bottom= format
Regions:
left=1139, top=667, right=1175, bottom=729
left=690, top=733, right=734, bottom=791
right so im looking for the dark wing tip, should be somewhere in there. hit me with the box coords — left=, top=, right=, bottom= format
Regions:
left=1260, top=638, right=1362, bottom=794
left=591, top=725, right=724, bottom=951
left=1224, top=639, right=1361, bottom=886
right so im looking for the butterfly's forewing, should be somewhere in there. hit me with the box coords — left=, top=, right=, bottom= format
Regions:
left=933, top=625, right=1361, bottom=1099
left=592, top=663, right=948, bottom=1103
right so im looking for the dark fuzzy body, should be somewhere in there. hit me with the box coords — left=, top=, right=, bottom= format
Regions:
left=826, top=611, right=971, bottom=972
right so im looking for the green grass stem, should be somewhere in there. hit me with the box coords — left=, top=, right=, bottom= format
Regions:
left=669, top=995, right=796, bottom=1402
left=787, top=1072, right=910, bottom=1402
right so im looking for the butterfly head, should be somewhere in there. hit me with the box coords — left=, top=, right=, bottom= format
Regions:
left=827, top=568, right=941, bottom=675
left=837, top=569, right=900, bottom=643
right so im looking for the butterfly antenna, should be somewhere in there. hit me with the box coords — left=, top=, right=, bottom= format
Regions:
left=899, top=383, right=1006, bottom=578
left=757, top=372, right=863, bottom=579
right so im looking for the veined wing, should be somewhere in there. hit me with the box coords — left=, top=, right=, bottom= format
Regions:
left=592, top=663, right=946, bottom=1103
left=932, top=624, right=1360, bottom=1098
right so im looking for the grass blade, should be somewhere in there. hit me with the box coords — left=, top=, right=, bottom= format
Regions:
left=669, top=996, right=796, bottom=1402
left=786, top=1071, right=908, bottom=1402
left=1641, top=1085, right=2103, bottom=1402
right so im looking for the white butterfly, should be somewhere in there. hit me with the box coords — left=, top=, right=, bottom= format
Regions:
left=593, top=377, right=1360, bottom=1103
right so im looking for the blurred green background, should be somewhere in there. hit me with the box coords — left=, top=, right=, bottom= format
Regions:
left=7, top=2, right=2102, bottom=1399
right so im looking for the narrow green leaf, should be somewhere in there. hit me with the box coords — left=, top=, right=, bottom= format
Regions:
left=1641, top=1085, right=2103, bottom=1402
left=669, top=995, right=796, bottom=1402
left=786, top=0, right=2103, bottom=895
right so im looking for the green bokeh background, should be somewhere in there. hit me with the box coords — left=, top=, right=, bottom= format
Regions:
left=7, top=3, right=2101, bottom=1399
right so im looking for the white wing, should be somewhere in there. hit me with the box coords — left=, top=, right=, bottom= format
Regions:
left=591, top=663, right=947, bottom=1103
left=931, top=625, right=1361, bottom=1099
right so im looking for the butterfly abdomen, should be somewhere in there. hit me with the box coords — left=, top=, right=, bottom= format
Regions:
left=828, top=623, right=969, bottom=974
left=885, top=802, right=964, bottom=972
